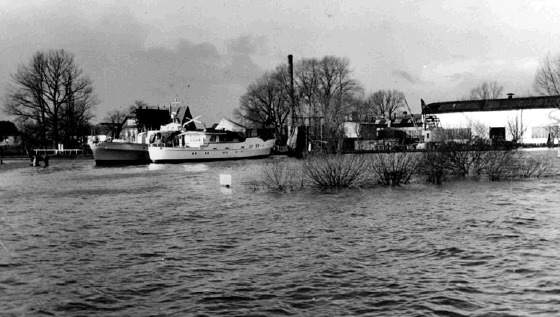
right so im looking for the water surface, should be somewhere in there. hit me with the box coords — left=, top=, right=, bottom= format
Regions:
left=1, top=153, right=560, bottom=316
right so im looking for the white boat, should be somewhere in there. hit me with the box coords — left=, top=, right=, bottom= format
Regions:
left=90, top=132, right=153, bottom=165
left=148, top=119, right=275, bottom=163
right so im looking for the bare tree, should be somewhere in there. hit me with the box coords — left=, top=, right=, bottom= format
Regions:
left=361, top=93, right=383, bottom=119
left=468, top=81, right=504, bottom=100
left=3, top=49, right=97, bottom=147
left=345, top=93, right=368, bottom=122
left=534, top=54, right=560, bottom=96
left=103, top=109, right=129, bottom=139
left=507, top=111, right=526, bottom=143
left=294, top=56, right=362, bottom=152
left=235, top=65, right=292, bottom=141
left=316, top=56, right=362, bottom=126
left=294, top=57, right=320, bottom=124
left=367, top=89, right=406, bottom=119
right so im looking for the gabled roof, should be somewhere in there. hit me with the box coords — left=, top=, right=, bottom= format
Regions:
left=215, top=118, right=246, bottom=133
left=423, top=95, right=560, bottom=114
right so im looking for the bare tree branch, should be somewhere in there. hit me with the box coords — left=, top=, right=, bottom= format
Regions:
left=468, top=81, right=504, bottom=100
left=3, top=49, right=98, bottom=148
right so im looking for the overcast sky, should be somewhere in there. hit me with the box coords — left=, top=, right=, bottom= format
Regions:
left=1, top=0, right=559, bottom=124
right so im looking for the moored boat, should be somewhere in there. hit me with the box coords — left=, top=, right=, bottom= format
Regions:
left=90, top=133, right=152, bottom=166
left=90, top=99, right=193, bottom=165
left=148, top=118, right=275, bottom=163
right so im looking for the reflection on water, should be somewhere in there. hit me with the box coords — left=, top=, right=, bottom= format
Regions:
left=147, top=163, right=166, bottom=171
left=1, top=153, right=560, bottom=316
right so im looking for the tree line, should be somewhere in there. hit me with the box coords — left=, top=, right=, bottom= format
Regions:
left=4, top=49, right=560, bottom=150
left=235, top=54, right=560, bottom=146
left=234, top=55, right=410, bottom=145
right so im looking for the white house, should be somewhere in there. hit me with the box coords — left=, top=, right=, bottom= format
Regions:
left=422, top=95, right=560, bottom=145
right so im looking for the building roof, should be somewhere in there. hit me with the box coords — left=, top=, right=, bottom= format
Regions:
left=0, top=121, right=18, bottom=136
left=362, top=114, right=422, bottom=127
left=422, top=95, right=560, bottom=114
left=134, top=107, right=172, bottom=131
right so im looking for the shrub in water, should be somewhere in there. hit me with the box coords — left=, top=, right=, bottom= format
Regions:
left=480, top=150, right=515, bottom=181
left=367, top=152, right=419, bottom=186
left=512, top=155, right=552, bottom=178
left=247, top=159, right=304, bottom=192
left=418, top=149, right=450, bottom=184
left=261, top=160, right=304, bottom=192
left=303, top=153, right=369, bottom=189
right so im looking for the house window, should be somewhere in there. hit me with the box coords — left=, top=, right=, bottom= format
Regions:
left=445, top=128, right=471, bottom=140
left=532, top=126, right=549, bottom=139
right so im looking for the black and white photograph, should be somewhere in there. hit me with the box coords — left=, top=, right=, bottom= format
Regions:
left=1, top=0, right=560, bottom=316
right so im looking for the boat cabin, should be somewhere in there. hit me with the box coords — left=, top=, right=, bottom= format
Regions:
left=151, top=130, right=246, bottom=148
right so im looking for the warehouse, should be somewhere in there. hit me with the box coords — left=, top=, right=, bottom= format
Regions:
left=422, top=95, right=560, bottom=145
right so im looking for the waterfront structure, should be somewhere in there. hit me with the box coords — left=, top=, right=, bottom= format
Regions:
left=422, top=95, right=560, bottom=145
left=343, top=114, right=423, bottom=151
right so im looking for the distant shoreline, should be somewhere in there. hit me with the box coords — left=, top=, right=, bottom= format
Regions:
left=0, top=158, right=34, bottom=173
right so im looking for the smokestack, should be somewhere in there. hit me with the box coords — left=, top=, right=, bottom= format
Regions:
left=288, top=54, right=295, bottom=125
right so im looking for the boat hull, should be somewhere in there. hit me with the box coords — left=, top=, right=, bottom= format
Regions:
left=91, top=142, right=150, bottom=165
left=148, top=138, right=275, bottom=163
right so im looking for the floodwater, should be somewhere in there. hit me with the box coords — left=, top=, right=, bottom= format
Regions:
left=1, top=151, right=560, bottom=316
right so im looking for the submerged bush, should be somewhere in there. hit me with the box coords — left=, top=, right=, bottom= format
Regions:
left=248, top=148, right=555, bottom=193
left=435, top=140, right=492, bottom=177
left=248, top=159, right=304, bottom=192
left=417, top=144, right=553, bottom=182
left=367, top=152, right=419, bottom=186
left=479, top=150, right=515, bottom=181
left=303, top=153, right=369, bottom=189
left=511, top=155, right=552, bottom=178
left=262, top=160, right=304, bottom=191
left=418, top=150, right=450, bottom=184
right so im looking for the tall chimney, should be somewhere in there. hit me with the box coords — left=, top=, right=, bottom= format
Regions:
left=288, top=55, right=295, bottom=126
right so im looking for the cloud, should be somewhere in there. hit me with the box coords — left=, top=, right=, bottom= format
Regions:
left=393, top=70, right=423, bottom=84
left=91, top=37, right=265, bottom=123
left=0, top=3, right=266, bottom=123
left=225, top=35, right=268, bottom=56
